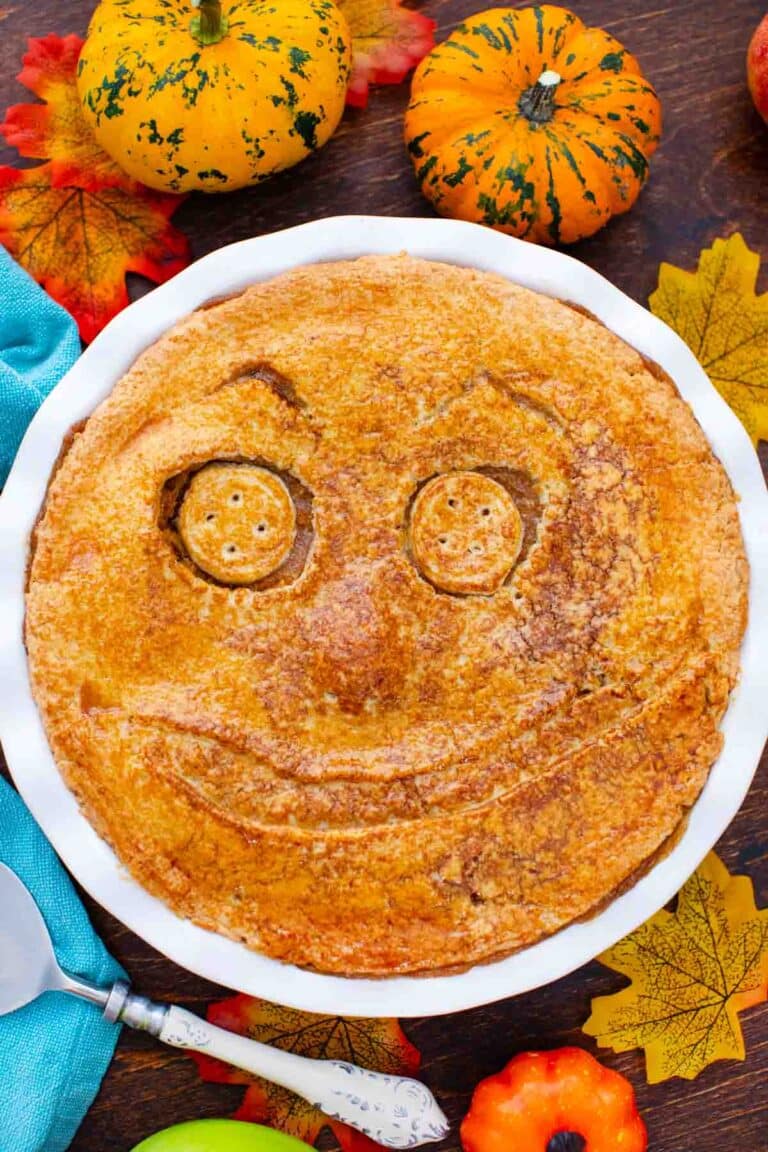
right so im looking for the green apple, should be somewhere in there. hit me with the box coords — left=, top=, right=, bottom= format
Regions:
left=131, top=1120, right=315, bottom=1152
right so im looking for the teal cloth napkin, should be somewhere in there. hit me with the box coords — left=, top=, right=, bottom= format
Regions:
left=0, top=246, right=80, bottom=485
left=0, top=781, right=125, bottom=1152
left=1, top=248, right=123, bottom=1149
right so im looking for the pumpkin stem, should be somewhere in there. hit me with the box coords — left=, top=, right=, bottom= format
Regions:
left=546, top=1133, right=587, bottom=1152
left=519, top=69, right=562, bottom=124
left=190, top=0, right=229, bottom=46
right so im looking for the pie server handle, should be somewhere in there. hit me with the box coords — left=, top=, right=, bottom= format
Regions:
left=103, top=981, right=449, bottom=1148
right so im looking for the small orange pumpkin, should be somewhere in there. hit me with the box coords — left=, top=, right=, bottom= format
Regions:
left=404, top=5, right=662, bottom=245
left=461, top=1048, right=647, bottom=1152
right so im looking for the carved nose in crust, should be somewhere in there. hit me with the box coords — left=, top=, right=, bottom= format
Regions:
left=302, top=573, right=411, bottom=715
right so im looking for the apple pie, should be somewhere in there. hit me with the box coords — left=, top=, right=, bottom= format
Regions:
left=25, top=255, right=748, bottom=975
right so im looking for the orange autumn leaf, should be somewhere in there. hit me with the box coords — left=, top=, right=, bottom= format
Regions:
left=339, top=0, right=435, bottom=108
left=649, top=233, right=768, bottom=446
left=583, top=853, right=768, bottom=1083
left=0, top=166, right=188, bottom=344
left=192, top=994, right=421, bottom=1152
left=0, top=35, right=189, bottom=341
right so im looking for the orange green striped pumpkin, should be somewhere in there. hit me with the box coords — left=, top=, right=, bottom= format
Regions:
left=77, top=0, right=351, bottom=194
left=404, top=5, right=662, bottom=245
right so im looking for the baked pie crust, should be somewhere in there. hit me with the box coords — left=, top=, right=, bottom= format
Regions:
left=177, top=463, right=297, bottom=585
left=25, top=255, right=748, bottom=976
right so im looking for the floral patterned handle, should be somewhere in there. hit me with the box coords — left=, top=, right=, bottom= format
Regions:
left=153, top=1005, right=449, bottom=1148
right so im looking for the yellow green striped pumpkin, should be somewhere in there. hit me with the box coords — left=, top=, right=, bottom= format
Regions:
left=77, top=0, right=351, bottom=193
left=404, top=4, right=662, bottom=244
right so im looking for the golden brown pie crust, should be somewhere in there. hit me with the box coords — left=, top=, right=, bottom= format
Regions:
left=177, top=462, right=297, bottom=585
left=25, top=255, right=748, bottom=976
left=409, top=471, right=523, bottom=595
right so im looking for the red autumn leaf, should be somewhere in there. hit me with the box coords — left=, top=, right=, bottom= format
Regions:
left=0, top=34, right=189, bottom=341
left=192, top=994, right=421, bottom=1152
left=338, top=0, right=435, bottom=108
left=0, top=35, right=134, bottom=191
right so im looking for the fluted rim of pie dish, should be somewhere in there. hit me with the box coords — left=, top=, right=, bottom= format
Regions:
left=1, top=216, right=767, bottom=1017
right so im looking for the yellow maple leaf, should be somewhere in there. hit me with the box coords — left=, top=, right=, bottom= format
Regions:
left=583, top=853, right=768, bottom=1083
left=649, top=233, right=768, bottom=446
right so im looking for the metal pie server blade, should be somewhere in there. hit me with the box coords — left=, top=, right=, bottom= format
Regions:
left=0, top=861, right=70, bottom=1014
left=0, top=862, right=449, bottom=1147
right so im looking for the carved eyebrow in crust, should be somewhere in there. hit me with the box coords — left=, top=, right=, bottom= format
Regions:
left=414, top=372, right=563, bottom=432
left=488, top=379, right=564, bottom=430
left=121, top=363, right=311, bottom=457
left=222, top=362, right=307, bottom=412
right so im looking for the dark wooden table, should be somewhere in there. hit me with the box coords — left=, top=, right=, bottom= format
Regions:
left=2, top=1, right=767, bottom=1149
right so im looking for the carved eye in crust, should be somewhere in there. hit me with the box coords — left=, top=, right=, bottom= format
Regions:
left=408, top=471, right=524, bottom=595
left=177, top=462, right=296, bottom=585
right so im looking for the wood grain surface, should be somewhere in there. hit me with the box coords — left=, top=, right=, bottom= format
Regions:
left=1, top=1, right=767, bottom=1149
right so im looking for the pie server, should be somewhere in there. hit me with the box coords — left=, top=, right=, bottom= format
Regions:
left=0, top=862, right=448, bottom=1148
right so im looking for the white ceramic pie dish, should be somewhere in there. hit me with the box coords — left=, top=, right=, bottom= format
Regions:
left=1, top=216, right=767, bottom=1017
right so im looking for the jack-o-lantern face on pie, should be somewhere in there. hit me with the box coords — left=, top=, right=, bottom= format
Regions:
left=25, top=256, right=747, bottom=977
